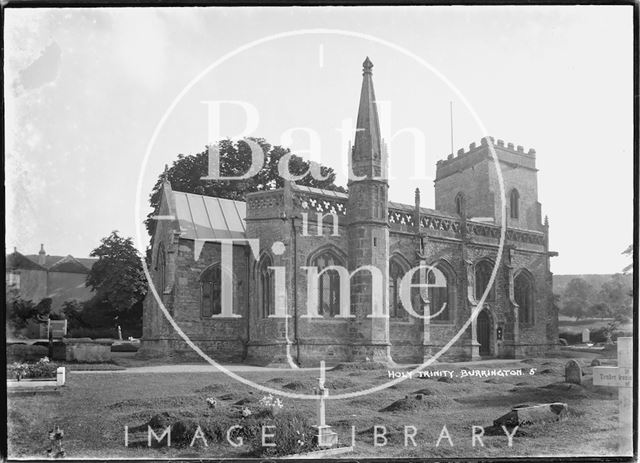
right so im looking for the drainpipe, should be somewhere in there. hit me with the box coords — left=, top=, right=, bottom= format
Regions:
left=244, top=246, right=251, bottom=361
left=290, top=217, right=299, bottom=363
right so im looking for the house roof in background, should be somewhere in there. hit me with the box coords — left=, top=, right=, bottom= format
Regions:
left=172, top=190, right=246, bottom=240
left=6, top=251, right=47, bottom=271
left=22, top=254, right=97, bottom=271
left=47, top=255, right=91, bottom=274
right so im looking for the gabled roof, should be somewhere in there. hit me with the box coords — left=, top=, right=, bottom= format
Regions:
left=172, top=190, right=246, bottom=240
left=6, top=251, right=46, bottom=271
left=24, top=254, right=97, bottom=270
left=47, top=255, right=91, bottom=274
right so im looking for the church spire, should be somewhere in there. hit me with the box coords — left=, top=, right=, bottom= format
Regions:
left=352, top=57, right=383, bottom=180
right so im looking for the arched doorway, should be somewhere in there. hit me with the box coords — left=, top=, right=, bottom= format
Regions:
left=477, top=309, right=491, bottom=356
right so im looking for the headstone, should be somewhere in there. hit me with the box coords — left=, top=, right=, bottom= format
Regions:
left=564, top=359, right=582, bottom=385
left=593, top=337, right=633, bottom=455
left=581, top=328, right=590, bottom=343
left=56, top=367, right=65, bottom=386
left=591, top=358, right=601, bottom=367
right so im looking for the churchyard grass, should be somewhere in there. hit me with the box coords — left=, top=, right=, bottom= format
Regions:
left=7, top=355, right=622, bottom=459
left=558, top=317, right=633, bottom=334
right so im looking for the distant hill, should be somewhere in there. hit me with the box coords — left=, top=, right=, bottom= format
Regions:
left=553, top=274, right=632, bottom=295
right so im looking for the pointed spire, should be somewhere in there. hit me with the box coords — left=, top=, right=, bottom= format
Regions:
left=362, top=56, right=373, bottom=74
left=352, top=57, right=382, bottom=179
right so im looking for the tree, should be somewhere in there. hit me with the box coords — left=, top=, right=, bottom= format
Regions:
left=145, top=138, right=346, bottom=237
left=561, top=278, right=594, bottom=320
left=7, top=297, right=53, bottom=331
left=597, top=274, right=632, bottom=324
left=87, top=231, right=148, bottom=314
left=62, top=300, right=85, bottom=330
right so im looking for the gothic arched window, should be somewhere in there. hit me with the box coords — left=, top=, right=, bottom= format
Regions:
left=510, top=189, right=520, bottom=219
left=156, top=245, right=166, bottom=301
left=389, top=258, right=406, bottom=318
left=312, top=251, right=343, bottom=317
left=475, top=259, right=495, bottom=301
left=428, top=263, right=455, bottom=323
left=455, top=192, right=465, bottom=216
left=259, top=254, right=274, bottom=318
left=515, top=271, right=535, bottom=325
left=201, top=264, right=222, bottom=317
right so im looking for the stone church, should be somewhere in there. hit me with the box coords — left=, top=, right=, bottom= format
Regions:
left=141, top=58, right=558, bottom=366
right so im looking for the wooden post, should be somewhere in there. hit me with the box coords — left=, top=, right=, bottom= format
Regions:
left=48, top=329, right=54, bottom=360
left=593, top=337, right=633, bottom=455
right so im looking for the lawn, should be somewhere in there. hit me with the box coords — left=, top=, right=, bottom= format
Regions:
left=559, top=317, right=633, bottom=334
left=7, top=355, right=626, bottom=459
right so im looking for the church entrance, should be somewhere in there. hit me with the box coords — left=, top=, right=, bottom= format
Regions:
left=477, top=309, right=491, bottom=356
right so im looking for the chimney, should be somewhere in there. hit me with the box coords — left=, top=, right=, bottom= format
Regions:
left=38, top=244, right=46, bottom=266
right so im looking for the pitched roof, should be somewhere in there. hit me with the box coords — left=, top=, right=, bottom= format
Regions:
left=24, top=254, right=97, bottom=270
left=172, top=190, right=246, bottom=240
left=6, top=251, right=46, bottom=271
left=47, top=255, right=91, bottom=274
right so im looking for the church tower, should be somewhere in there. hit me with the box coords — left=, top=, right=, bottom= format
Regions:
left=347, top=57, right=391, bottom=363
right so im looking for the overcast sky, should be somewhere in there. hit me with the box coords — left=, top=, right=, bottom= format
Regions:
left=4, top=6, right=633, bottom=275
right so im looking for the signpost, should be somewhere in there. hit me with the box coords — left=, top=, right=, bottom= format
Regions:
left=593, top=337, right=633, bottom=455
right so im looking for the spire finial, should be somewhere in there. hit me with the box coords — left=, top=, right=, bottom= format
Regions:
left=363, top=57, right=373, bottom=75
left=161, top=164, right=170, bottom=182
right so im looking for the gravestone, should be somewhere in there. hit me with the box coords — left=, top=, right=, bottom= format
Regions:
left=593, top=337, right=632, bottom=455
left=581, top=328, right=590, bottom=343
left=591, top=358, right=601, bottom=367
left=56, top=367, right=65, bottom=386
left=564, top=360, right=582, bottom=385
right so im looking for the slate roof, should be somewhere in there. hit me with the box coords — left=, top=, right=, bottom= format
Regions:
left=47, top=255, right=91, bottom=274
left=6, top=251, right=46, bottom=271
left=23, top=254, right=97, bottom=271
left=172, top=190, right=247, bottom=240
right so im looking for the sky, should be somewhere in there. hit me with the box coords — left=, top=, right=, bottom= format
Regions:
left=4, top=6, right=634, bottom=275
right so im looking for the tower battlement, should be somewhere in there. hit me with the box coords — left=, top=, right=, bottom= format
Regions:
left=436, top=136, right=537, bottom=181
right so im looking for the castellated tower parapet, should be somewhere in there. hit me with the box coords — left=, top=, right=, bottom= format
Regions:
left=435, top=136, right=543, bottom=231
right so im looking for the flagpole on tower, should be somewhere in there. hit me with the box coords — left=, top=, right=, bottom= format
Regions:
left=450, top=101, right=454, bottom=156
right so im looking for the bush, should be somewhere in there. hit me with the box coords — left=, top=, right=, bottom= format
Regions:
left=111, top=343, right=139, bottom=352
left=558, top=332, right=582, bottom=345
left=7, top=344, right=48, bottom=362
left=7, top=357, right=57, bottom=380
